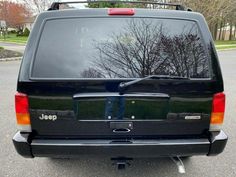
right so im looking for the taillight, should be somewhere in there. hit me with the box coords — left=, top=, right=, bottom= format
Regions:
left=108, top=8, right=135, bottom=15
left=15, top=92, right=31, bottom=132
left=210, top=92, right=225, bottom=130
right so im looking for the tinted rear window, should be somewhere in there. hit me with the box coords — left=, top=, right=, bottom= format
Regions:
left=31, top=17, right=210, bottom=79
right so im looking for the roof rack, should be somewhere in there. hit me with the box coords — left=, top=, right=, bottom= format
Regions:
left=48, top=1, right=188, bottom=11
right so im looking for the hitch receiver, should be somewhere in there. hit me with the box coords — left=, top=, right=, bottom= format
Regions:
left=111, top=157, right=133, bottom=170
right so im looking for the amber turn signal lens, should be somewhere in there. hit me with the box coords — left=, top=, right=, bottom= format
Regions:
left=16, top=113, right=31, bottom=125
left=210, top=112, right=224, bottom=124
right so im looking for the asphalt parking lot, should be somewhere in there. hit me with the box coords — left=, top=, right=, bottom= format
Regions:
left=0, top=42, right=25, bottom=53
left=0, top=50, right=236, bottom=177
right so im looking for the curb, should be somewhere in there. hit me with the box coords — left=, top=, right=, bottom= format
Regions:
left=0, top=57, right=22, bottom=62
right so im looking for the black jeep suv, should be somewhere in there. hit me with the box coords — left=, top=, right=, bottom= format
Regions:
left=13, top=1, right=227, bottom=159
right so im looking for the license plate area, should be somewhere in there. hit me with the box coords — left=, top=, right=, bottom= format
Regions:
left=73, top=93, right=169, bottom=120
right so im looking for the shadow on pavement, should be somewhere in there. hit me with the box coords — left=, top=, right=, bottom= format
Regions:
left=47, top=156, right=192, bottom=177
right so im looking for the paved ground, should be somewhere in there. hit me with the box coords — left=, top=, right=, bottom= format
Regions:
left=0, top=42, right=25, bottom=53
left=0, top=50, right=236, bottom=177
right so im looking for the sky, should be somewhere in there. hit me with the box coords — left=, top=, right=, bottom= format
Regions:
left=14, top=0, right=90, bottom=10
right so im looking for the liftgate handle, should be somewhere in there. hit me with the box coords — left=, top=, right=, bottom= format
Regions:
left=113, top=128, right=131, bottom=133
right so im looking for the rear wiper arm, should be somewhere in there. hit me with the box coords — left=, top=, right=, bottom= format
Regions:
left=119, top=75, right=189, bottom=90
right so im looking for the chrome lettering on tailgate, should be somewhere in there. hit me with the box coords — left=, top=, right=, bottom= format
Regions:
left=185, top=115, right=201, bottom=120
left=39, top=114, right=57, bottom=121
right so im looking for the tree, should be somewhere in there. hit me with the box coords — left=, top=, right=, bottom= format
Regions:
left=21, top=0, right=56, bottom=14
left=87, top=1, right=145, bottom=8
left=0, top=1, right=31, bottom=30
left=87, top=0, right=236, bottom=41
left=171, top=0, right=236, bottom=40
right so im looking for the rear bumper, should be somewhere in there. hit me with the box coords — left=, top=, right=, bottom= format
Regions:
left=13, top=131, right=227, bottom=158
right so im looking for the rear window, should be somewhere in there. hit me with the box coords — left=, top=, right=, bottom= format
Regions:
left=31, top=17, right=210, bottom=79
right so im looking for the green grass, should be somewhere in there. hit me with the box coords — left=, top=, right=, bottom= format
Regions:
left=0, top=34, right=28, bottom=44
left=215, top=45, right=236, bottom=50
left=215, top=40, right=236, bottom=50
left=215, top=40, right=236, bottom=45
left=0, top=46, right=4, bottom=50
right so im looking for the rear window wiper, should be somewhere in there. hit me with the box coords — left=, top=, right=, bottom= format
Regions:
left=118, top=75, right=189, bottom=91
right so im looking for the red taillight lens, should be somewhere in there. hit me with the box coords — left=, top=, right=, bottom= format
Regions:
left=210, top=92, right=225, bottom=125
left=108, top=8, right=135, bottom=15
left=15, top=92, right=30, bottom=125
left=15, top=92, right=29, bottom=113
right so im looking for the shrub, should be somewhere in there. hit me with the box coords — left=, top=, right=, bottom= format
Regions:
left=16, top=28, right=30, bottom=37
left=16, top=30, right=23, bottom=36
left=23, top=28, right=30, bottom=36
left=9, top=30, right=17, bottom=34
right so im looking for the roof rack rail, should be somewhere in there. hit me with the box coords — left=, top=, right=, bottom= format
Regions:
left=48, top=1, right=187, bottom=11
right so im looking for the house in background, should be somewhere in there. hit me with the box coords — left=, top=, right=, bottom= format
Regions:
left=23, top=16, right=36, bottom=31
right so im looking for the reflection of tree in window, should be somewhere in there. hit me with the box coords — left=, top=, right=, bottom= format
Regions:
left=84, top=19, right=209, bottom=78
left=160, top=31, right=209, bottom=78
left=80, top=68, right=104, bottom=78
